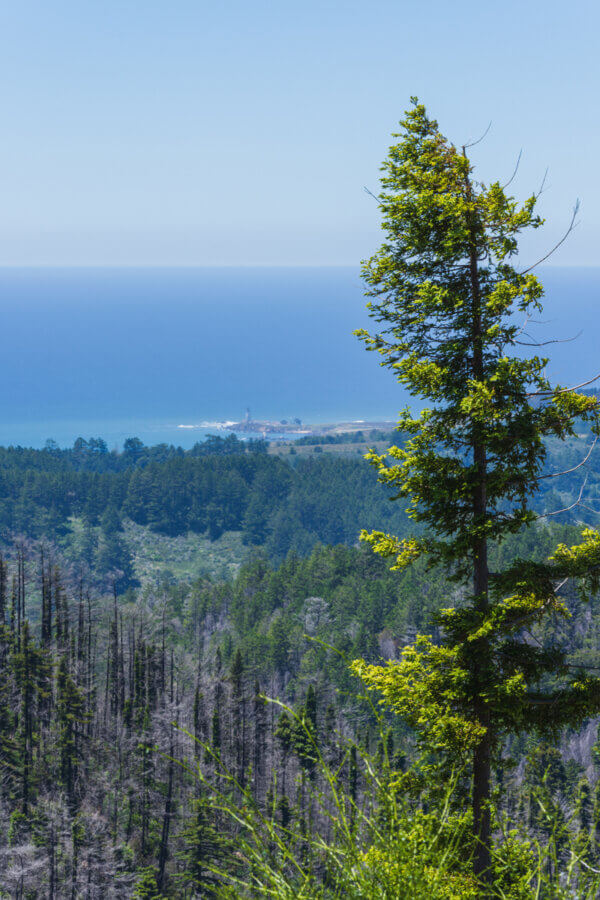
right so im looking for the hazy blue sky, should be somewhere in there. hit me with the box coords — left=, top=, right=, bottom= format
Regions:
left=0, top=0, right=597, bottom=265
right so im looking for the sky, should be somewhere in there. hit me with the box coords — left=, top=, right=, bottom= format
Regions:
left=0, top=0, right=597, bottom=266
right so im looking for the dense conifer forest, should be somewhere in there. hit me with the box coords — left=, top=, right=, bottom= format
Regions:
left=0, top=427, right=596, bottom=588
left=0, top=433, right=413, bottom=570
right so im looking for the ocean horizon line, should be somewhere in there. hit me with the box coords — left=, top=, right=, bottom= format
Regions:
left=0, top=262, right=597, bottom=271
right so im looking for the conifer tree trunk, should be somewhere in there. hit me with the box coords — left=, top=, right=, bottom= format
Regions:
left=253, top=681, right=266, bottom=801
left=140, top=706, right=151, bottom=856
left=20, top=624, right=34, bottom=816
left=17, top=545, right=25, bottom=638
left=48, top=823, right=56, bottom=900
left=77, top=593, right=85, bottom=674
left=157, top=723, right=175, bottom=890
left=0, top=554, right=6, bottom=627
left=466, top=168, right=492, bottom=881
left=119, top=612, right=125, bottom=713
left=13, top=576, right=19, bottom=651
left=71, top=823, right=79, bottom=900
left=40, top=550, right=49, bottom=646
left=86, top=592, right=94, bottom=736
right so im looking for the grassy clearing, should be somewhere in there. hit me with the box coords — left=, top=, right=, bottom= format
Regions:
left=123, top=521, right=249, bottom=585
left=268, top=441, right=392, bottom=457
left=66, top=517, right=249, bottom=585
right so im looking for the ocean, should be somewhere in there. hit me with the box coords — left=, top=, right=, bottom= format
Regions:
left=0, top=266, right=597, bottom=449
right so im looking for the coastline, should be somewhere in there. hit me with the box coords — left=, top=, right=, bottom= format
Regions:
left=222, top=418, right=396, bottom=439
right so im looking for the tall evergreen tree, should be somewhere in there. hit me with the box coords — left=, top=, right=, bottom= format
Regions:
left=352, top=99, right=600, bottom=884
left=13, top=621, right=40, bottom=816
left=275, top=711, right=293, bottom=797
left=0, top=553, right=7, bottom=627
left=229, top=648, right=246, bottom=788
left=178, top=796, right=228, bottom=897
left=56, top=654, right=86, bottom=811
left=252, top=679, right=267, bottom=800
left=576, top=777, right=593, bottom=834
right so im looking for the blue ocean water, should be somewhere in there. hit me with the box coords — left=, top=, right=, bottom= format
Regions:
left=0, top=266, right=597, bottom=449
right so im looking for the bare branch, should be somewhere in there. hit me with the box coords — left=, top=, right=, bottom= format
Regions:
left=528, top=372, right=600, bottom=397
left=536, top=476, right=588, bottom=520
left=534, top=167, right=549, bottom=200
left=514, top=315, right=530, bottom=338
left=520, top=200, right=580, bottom=275
left=502, top=149, right=522, bottom=190
left=515, top=329, right=582, bottom=348
left=580, top=503, right=600, bottom=516
left=517, top=329, right=545, bottom=343
left=363, top=186, right=383, bottom=207
left=462, top=121, right=492, bottom=150
left=539, top=436, right=598, bottom=479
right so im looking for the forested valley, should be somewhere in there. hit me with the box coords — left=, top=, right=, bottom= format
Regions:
left=0, top=432, right=410, bottom=579
left=2, top=429, right=600, bottom=896
left=0, top=426, right=596, bottom=590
